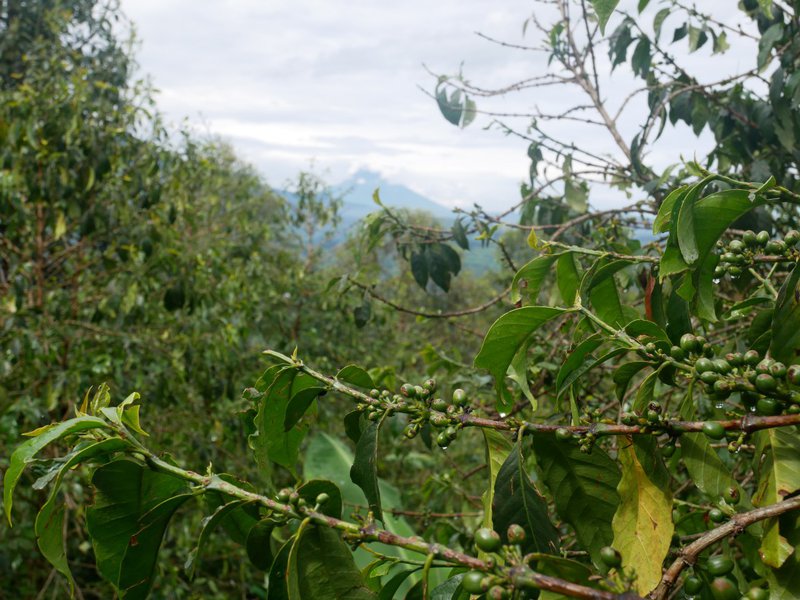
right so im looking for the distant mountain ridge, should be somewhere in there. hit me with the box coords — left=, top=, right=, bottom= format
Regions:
left=333, top=168, right=455, bottom=225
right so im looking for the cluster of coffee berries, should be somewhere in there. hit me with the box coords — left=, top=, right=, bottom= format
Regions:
left=366, top=378, right=473, bottom=449
left=672, top=334, right=800, bottom=415
left=682, top=554, right=768, bottom=600
left=715, top=229, right=799, bottom=277
left=461, top=525, right=529, bottom=598
left=272, top=487, right=330, bottom=521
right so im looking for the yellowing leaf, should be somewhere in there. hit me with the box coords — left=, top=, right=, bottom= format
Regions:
left=612, top=440, right=673, bottom=595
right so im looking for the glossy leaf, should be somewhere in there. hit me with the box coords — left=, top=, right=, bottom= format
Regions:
left=290, top=525, right=377, bottom=600
left=770, top=265, right=800, bottom=365
left=532, top=433, right=620, bottom=567
left=493, top=439, right=560, bottom=555
left=511, top=254, right=560, bottom=304
left=474, top=307, right=566, bottom=392
left=246, top=519, right=276, bottom=571
left=297, top=479, right=343, bottom=519
left=350, top=421, right=383, bottom=521
left=86, top=459, right=191, bottom=599
left=337, top=365, right=376, bottom=389
left=185, top=500, right=250, bottom=578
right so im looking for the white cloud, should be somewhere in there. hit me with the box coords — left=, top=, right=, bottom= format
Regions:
left=120, top=0, right=762, bottom=212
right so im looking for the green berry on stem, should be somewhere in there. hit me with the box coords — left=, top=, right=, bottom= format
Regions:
left=703, top=421, right=726, bottom=440
left=599, top=546, right=622, bottom=568
left=474, top=527, right=502, bottom=553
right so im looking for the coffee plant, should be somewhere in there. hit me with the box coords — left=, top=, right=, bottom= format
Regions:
left=7, top=171, right=800, bottom=599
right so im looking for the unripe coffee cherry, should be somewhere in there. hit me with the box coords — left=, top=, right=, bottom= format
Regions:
left=599, top=546, right=622, bottom=568
left=702, top=422, right=726, bottom=440
left=452, top=388, right=468, bottom=406
left=507, top=524, right=526, bottom=544
left=474, top=528, right=502, bottom=552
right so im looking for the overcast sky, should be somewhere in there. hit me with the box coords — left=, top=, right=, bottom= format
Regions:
left=119, top=1, right=758, bottom=212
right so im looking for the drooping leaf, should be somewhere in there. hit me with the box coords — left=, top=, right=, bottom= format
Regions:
left=613, top=361, right=652, bottom=401
left=532, top=433, right=620, bottom=567
left=770, top=265, right=800, bottom=365
left=481, top=430, right=513, bottom=530
left=185, top=499, right=250, bottom=578
left=752, top=428, right=800, bottom=568
left=246, top=519, right=276, bottom=571
left=5, top=416, right=110, bottom=524
left=204, top=473, right=261, bottom=545
left=86, top=459, right=191, bottom=599
left=251, top=367, right=312, bottom=473
left=611, top=439, right=673, bottom=595
left=591, top=0, right=621, bottom=34
left=493, top=439, right=560, bottom=555
left=678, top=388, right=740, bottom=501
left=290, top=525, right=377, bottom=600
left=350, top=421, right=383, bottom=521
left=474, top=307, right=566, bottom=392
left=556, top=252, right=580, bottom=305
left=411, top=250, right=429, bottom=289
left=451, top=219, right=469, bottom=250
left=284, top=386, right=325, bottom=431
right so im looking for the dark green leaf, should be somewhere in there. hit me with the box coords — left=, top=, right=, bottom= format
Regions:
left=770, top=264, right=800, bottom=364
left=493, top=439, right=560, bottom=555
left=350, top=421, right=383, bottom=521
left=452, top=219, right=469, bottom=250
left=284, top=386, right=325, bottom=431
left=246, top=519, right=276, bottom=571
left=556, top=252, right=580, bottom=305
left=86, top=459, right=191, bottom=599
left=186, top=500, right=251, bottom=578
left=297, top=479, right=343, bottom=519
left=411, top=250, right=428, bottom=289
left=532, top=434, right=620, bottom=567
left=291, top=525, right=377, bottom=599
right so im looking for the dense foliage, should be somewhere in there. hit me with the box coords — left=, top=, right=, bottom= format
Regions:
left=4, top=1, right=800, bottom=599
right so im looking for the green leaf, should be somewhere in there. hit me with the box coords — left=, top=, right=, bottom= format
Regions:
left=436, top=85, right=463, bottom=126
left=5, top=416, right=110, bottom=525
left=246, top=519, right=276, bottom=570
left=354, top=303, right=371, bottom=328
left=613, top=361, right=652, bottom=401
left=632, top=369, right=660, bottom=412
left=452, top=219, right=469, bottom=250
left=678, top=388, right=740, bottom=501
left=653, top=185, right=689, bottom=234
left=268, top=538, right=293, bottom=600
left=612, top=440, right=674, bottom=595
left=511, top=254, right=560, bottom=304
left=297, top=479, right=343, bottom=519
left=35, top=438, right=129, bottom=587
left=284, top=386, right=325, bottom=431
left=186, top=499, right=251, bottom=578
left=556, top=334, right=603, bottom=393
left=205, top=474, right=260, bottom=545
left=290, top=525, right=377, bottom=599
left=481, top=430, right=513, bottom=530
left=591, top=0, right=621, bottom=34
left=430, top=573, right=467, bottom=599
left=556, top=252, right=580, bottom=305
left=377, top=569, right=420, bottom=600
left=474, top=307, right=567, bottom=392
left=350, top=421, right=383, bottom=521
left=251, top=367, right=311, bottom=473
left=86, top=459, right=191, bottom=599
left=493, top=439, right=560, bottom=555
left=337, top=365, right=376, bottom=389
left=508, top=349, right=537, bottom=410
left=411, top=250, right=428, bottom=289
left=752, top=428, right=800, bottom=567
left=532, top=434, right=620, bottom=567
left=770, top=265, right=800, bottom=365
